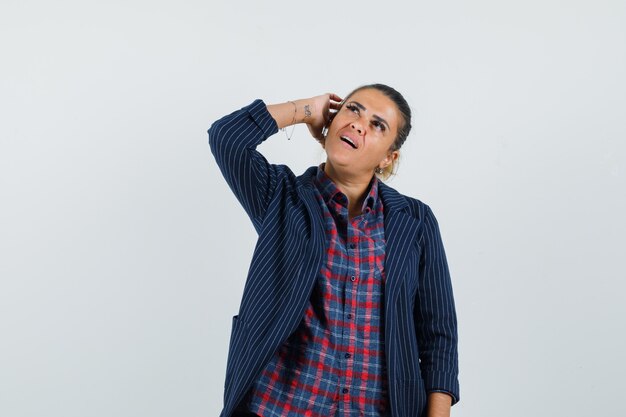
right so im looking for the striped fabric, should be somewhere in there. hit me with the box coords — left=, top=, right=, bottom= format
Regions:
left=208, top=99, right=459, bottom=417
left=246, top=164, right=389, bottom=417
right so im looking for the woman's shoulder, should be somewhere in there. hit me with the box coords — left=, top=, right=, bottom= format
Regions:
left=378, top=181, right=433, bottom=220
left=402, top=194, right=436, bottom=225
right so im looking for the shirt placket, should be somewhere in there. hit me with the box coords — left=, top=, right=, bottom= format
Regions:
left=338, top=211, right=366, bottom=415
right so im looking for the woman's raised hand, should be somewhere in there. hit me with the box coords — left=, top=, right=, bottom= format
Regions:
left=305, top=93, right=343, bottom=141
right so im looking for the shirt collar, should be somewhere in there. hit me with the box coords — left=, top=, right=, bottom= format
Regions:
left=313, top=163, right=379, bottom=215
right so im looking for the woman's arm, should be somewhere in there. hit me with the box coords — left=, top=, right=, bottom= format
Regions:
left=208, top=99, right=281, bottom=232
left=208, top=94, right=341, bottom=232
left=267, top=93, right=342, bottom=141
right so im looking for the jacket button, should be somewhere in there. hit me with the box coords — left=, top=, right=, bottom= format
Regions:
left=350, top=276, right=356, bottom=282
left=342, top=388, right=349, bottom=394
left=345, top=353, right=351, bottom=359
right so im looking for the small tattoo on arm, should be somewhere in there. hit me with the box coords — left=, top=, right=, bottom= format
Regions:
left=304, top=105, right=312, bottom=119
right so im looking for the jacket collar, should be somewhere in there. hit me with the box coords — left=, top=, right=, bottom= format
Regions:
left=296, top=165, right=409, bottom=214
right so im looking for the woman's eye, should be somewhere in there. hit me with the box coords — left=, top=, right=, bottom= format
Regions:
left=346, top=104, right=359, bottom=114
left=373, top=121, right=385, bottom=131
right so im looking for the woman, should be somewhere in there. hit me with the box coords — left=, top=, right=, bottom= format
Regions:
left=208, top=84, right=459, bottom=417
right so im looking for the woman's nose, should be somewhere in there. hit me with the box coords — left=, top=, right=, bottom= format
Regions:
left=351, top=122, right=364, bottom=135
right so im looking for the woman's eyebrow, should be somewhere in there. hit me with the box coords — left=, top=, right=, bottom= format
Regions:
left=350, top=100, right=367, bottom=111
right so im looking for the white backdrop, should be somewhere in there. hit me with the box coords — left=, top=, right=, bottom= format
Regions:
left=1, top=1, right=625, bottom=416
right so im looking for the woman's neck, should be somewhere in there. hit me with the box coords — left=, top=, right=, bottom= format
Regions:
left=322, top=161, right=373, bottom=218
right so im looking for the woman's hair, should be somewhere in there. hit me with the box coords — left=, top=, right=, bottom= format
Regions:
left=343, top=83, right=412, bottom=180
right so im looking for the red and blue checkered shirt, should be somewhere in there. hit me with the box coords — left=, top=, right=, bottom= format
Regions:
left=244, top=163, right=390, bottom=417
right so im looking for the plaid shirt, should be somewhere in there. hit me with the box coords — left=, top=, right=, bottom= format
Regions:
left=245, top=163, right=389, bottom=417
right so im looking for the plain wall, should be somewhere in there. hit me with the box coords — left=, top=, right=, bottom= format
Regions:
left=1, top=1, right=625, bottom=416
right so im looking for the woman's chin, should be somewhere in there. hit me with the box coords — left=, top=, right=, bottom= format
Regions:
left=325, top=156, right=352, bottom=171
left=325, top=157, right=367, bottom=179
left=326, top=148, right=356, bottom=166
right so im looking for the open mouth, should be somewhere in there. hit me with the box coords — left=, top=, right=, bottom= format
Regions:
left=340, top=136, right=357, bottom=149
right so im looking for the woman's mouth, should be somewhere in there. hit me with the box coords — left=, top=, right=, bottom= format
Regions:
left=340, top=136, right=358, bottom=149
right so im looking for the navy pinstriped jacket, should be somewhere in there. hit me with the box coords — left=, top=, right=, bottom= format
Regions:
left=208, top=99, right=459, bottom=417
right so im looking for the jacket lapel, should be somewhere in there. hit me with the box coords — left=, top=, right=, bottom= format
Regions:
left=378, top=182, right=421, bottom=306
left=293, top=167, right=327, bottom=311
left=378, top=182, right=421, bottom=394
left=296, top=167, right=326, bottom=241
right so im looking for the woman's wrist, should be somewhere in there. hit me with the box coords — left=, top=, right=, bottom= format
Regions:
left=426, top=392, right=452, bottom=417
left=267, top=93, right=341, bottom=141
left=266, top=98, right=315, bottom=129
left=293, top=99, right=315, bottom=125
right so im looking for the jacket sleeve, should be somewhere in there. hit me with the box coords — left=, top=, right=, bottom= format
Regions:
left=208, top=99, right=280, bottom=233
left=415, top=204, right=460, bottom=404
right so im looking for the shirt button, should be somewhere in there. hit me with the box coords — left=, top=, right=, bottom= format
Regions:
left=345, top=353, right=351, bottom=359
left=342, top=388, right=349, bottom=394
left=349, top=243, right=355, bottom=249
left=347, top=313, right=353, bottom=319
left=350, top=276, right=356, bottom=282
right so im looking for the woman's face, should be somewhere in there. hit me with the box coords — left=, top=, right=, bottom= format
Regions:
left=324, top=88, right=400, bottom=178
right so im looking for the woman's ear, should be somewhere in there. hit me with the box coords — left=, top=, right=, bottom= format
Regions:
left=380, top=150, right=399, bottom=169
